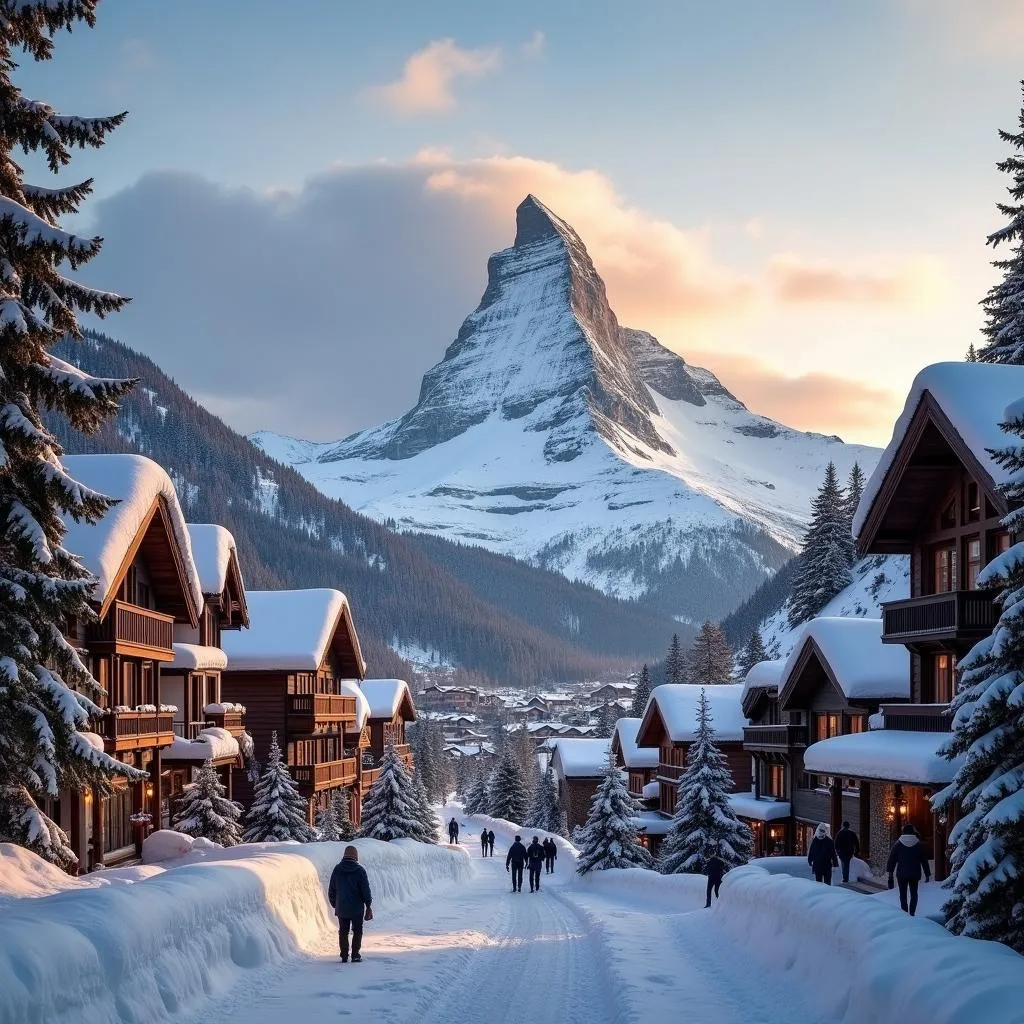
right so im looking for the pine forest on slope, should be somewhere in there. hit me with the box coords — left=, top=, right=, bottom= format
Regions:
left=47, top=332, right=687, bottom=686
left=254, top=195, right=880, bottom=625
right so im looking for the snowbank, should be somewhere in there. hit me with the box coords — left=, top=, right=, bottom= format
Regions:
left=749, top=855, right=872, bottom=883
left=574, top=862, right=707, bottom=909
left=449, top=805, right=578, bottom=863
left=0, top=839, right=470, bottom=1024
left=714, top=864, right=1024, bottom=1024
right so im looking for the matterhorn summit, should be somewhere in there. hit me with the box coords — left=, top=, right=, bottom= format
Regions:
left=253, top=196, right=877, bottom=620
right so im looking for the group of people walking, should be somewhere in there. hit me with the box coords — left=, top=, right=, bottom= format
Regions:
left=480, top=827, right=496, bottom=856
left=504, top=835, right=558, bottom=892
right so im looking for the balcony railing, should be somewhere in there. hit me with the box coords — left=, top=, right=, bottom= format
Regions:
left=743, top=724, right=808, bottom=752
left=881, top=591, right=998, bottom=644
left=361, top=766, right=381, bottom=788
left=286, top=693, right=358, bottom=729
left=880, top=703, right=952, bottom=733
left=292, top=758, right=358, bottom=793
left=172, top=721, right=208, bottom=740
left=88, top=600, right=175, bottom=657
left=658, top=764, right=685, bottom=781
left=96, top=709, right=175, bottom=751
left=204, top=709, right=245, bottom=736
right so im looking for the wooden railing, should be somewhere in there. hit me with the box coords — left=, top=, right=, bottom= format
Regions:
left=173, top=721, right=208, bottom=740
left=292, top=758, right=358, bottom=792
left=361, top=766, right=381, bottom=788
left=882, top=591, right=997, bottom=643
left=96, top=709, right=174, bottom=750
left=743, top=724, right=808, bottom=751
left=89, top=600, right=174, bottom=655
left=658, top=763, right=685, bottom=781
left=205, top=709, right=245, bottom=736
left=880, top=703, right=952, bottom=733
left=286, top=693, right=358, bottom=723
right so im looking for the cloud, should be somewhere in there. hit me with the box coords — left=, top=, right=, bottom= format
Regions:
left=367, top=39, right=501, bottom=115
left=769, top=254, right=944, bottom=306
left=522, top=30, right=546, bottom=58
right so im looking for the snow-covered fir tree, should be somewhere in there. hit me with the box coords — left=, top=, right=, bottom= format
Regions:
left=511, top=726, right=539, bottom=806
left=630, top=664, right=652, bottom=718
left=934, top=404, right=1024, bottom=953
left=575, top=752, right=652, bottom=874
left=410, top=767, right=440, bottom=843
left=464, top=763, right=491, bottom=815
left=664, top=633, right=684, bottom=685
left=526, top=763, right=562, bottom=834
left=659, top=689, right=753, bottom=875
left=842, top=462, right=865, bottom=538
left=315, top=798, right=342, bottom=842
left=332, top=788, right=358, bottom=841
left=978, top=84, right=1024, bottom=365
left=243, top=733, right=316, bottom=844
left=360, top=742, right=423, bottom=841
left=172, top=760, right=243, bottom=846
left=488, top=747, right=530, bottom=825
left=966, top=342, right=979, bottom=362
left=0, top=2, right=144, bottom=866
left=595, top=702, right=617, bottom=737
left=736, top=628, right=768, bottom=678
left=787, top=462, right=854, bottom=628
left=685, top=621, right=734, bottom=685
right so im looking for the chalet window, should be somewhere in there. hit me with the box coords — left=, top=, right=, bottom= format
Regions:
left=846, top=715, right=865, bottom=735
left=766, top=700, right=780, bottom=726
left=931, top=654, right=954, bottom=705
left=966, top=482, right=981, bottom=524
left=788, top=710, right=804, bottom=725
left=939, top=501, right=956, bottom=530
left=136, top=581, right=151, bottom=609
left=141, top=661, right=155, bottom=706
left=931, top=546, right=956, bottom=594
left=815, top=713, right=841, bottom=742
left=102, top=786, right=133, bottom=855
left=766, top=764, right=786, bottom=798
left=992, top=531, right=1011, bottom=559
left=121, top=660, right=136, bottom=707
left=966, top=537, right=982, bottom=590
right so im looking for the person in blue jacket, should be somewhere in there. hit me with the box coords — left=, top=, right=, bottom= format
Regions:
left=887, top=824, right=931, bottom=916
left=327, top=846, right=373, bottom=962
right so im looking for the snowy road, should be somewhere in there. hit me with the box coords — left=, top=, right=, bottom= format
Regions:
left=182, top=823, right=816, bottom=1024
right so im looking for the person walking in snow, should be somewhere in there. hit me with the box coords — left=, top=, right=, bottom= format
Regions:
left=480, top=828, right=489, bottom=857
left=448, top=817, right=460, bottom=844
left=704, top=854, right=727, bottom=907
left=543, top=837, right=557, bottom=874
left=327, top=845, right=373, bottom=963
left=526, top=836, right=546, bottom=892
left=487, top=829, right=495, bottom=857
left=506, top=835, right=528, bottom=892
left=834, top=820, right=860, bottom=884
left=886, top=824, right=931, bottom=916
left=807, top=823, right=839, bottom=885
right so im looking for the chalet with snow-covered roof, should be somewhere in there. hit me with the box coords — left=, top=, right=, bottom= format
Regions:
left=800, top=362, right=1024, bottom=879
left=610, top=718, right=659, bottom=799
left=417, top=684, right=480, bottom=712
left=161, top=525, right=251, bottom=813
left=360, top=679, right=417, bottom=779
left=550, top=737, right=612, bottom=830
left=221, top=589, right=367, bottom=824
left=59, top=454, right=203, bottom=870
left=635, top=684, right=750, bottom=819
left=587, top=682, right=635, bottom=704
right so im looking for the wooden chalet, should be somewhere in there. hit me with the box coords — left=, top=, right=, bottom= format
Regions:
left=59, top=455, right=204, bottom=870
left=161, top=524, right=250, bottom=811
left=221, top=589, right=368, bottom=825
left=359, top=679, right=417, bottom=780
left=803, top=361, right=1024, bottom=880
left=550, top=738, right=612, bottom=830
left=418, top=685, right=480, bottom=711
left=610, top=717, right=659, bottom=800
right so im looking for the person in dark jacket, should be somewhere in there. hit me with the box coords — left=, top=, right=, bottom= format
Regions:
left=834, top=821, right=860, bottom=883
left=487, top=830, right=495, bottom=856
left=887, top=824, right=931, bottom=915
left=327, top=845, right=373, bottom=962
left=543, top=837, right=557, bottom=873
left=807, top=823, right=838, bottom=884
left=505, top=835, right=528, bottom=892
left=705, top=855, right=726, bottom=908
left=526, top=837, right=546, bottom=892
left=448, top=818, right=460, bottom=844
left=480, top=829, right=489, bottom=857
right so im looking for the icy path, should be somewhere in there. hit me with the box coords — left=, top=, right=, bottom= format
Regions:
left=182, top=827, right=817, bottom=1024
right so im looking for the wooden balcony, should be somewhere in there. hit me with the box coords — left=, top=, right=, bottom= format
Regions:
left=173, top=720, right=208, bottom=740
left=880, top=703, right=952, bottom=733
left=96, top=709, right=175, bottom=752
left=286, top=693, right=358, bottom=733
left=88, top=600, right=175, bottom=661
left=881, top=591, right=998, bottom=647
left=205, top=709, right=246, bottom=737
left=658, top=763, right=685, bottom=782
left=743, top=724, right=808, bottom=754
left=361, top=766, right=381, bottom=789
left=292, top=758, right=358, bottom=794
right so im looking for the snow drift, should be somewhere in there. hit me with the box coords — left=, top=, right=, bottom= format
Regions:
left=0, top=839, right=470, bottom=1024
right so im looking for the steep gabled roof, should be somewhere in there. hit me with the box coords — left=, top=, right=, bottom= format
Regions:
left=741, top=659, right=786, bottom=719
left=611, top=717, right=659, bottom=770
left=221, top=589, right=365, bottom=676
left=551, top=737, right=612, bottom=778
left=186, top=524, right=249, bottom=628
left=635, top=684, right=746, bottom=746
left=360, top=679, right=415, bottom=722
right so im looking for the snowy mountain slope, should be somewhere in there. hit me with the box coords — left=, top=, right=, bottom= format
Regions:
left=252, top=195, right=879, bottom=616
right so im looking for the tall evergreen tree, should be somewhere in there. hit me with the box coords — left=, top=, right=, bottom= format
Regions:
left=843, top=462, right=865, bottom=536
left=685, top=621, right=734, bottom=684
left=595, top=701, right=617, bottom=737
left=0, top=2, right=142, bottom=865
left=575, top=752, right=653, bottom=874
left=360, top=742, right=423, bottom=842
left=978, top=84, right=1024, bottom=365
left=464, top=762, right=491, bottom=816
left=314, top=798, right=342, bottom=843
left=659, top=689, right=753, bottom=875
left=172, top=760, right=243, bottom=846
left=410, top=768, right=440, bottom=844
left=663, top=633, right=684, bottom=685
left=538, top=763, right=563, bottom=834
left=736, top=628, right=768, bottom=679
left=429, top=723, right=455, bottom=802
left=935, top=406, right=1024, bottom=953
left=511, top=726, right=540, bottom=807
left=332, top=788, right=358, bottom=841
left=630, top=664, right=652, bottom=718
left=488, top=747, right=530, bottom=825
left=788, top=462, right=853, bottom=627
left=243, top=733, right=317, bottom=843
left=966, top=342, right=978, bottom=362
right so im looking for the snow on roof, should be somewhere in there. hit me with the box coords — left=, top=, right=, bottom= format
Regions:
left=221, top=589, right=354, bottom=671
left=803, top=730, right=964, bottom=785
left=612, top=717, right=659, bottom=769
left=729, top=793, right=792, bottom=822
left=186, top=524, right=240, bottom=596
left=162, top=727, right=240, bottom=763
left=551, top=737, right=612, bottom=777
left=61, top=454, right=202, bottom=614
left=631, top=811, right=673, bottom=836
left=360, top=679, right=412, bottom=720
left=168, top=643, right=228, bottom=673
left=741, top=660, right=786, bottom=702
left=647, top=684, right=747, bottom=743
left=642, top=779, right=660, bottom=799
left=854, top=362, right=1024, bottom=539
left=338, top=679, right=371, bottom=731
left=445, top=743, right=496, bottom=757
left=782, top=618, right=909, bottom=701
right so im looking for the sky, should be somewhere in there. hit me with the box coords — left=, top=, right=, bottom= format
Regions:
left=21, top=0, right=1024, bottom=445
